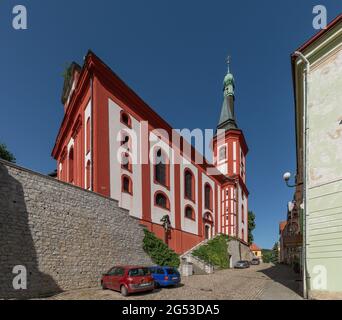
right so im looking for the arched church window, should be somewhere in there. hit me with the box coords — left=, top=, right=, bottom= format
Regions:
left=68, top=147, right=74, bottom=183
left=184, top=169, right=195, bottom=201
left=155, top=192, right=170, bottom=210
left=86, top=117, right=90, bottom=154
left=185, top=205, right=195, bottom=220
left=122, top=175, right=132, bottom=194
left=121, top=152, right=132, bottom=172
left=204, top=184, right=212, bottom=210
left=86, top=160, right=91, bottom=190
left=120, top=111, right=131, bottom=128
left=154, top=148, right=169, bottom=187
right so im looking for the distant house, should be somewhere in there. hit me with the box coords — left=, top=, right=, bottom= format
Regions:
left=279, top=221, right=287, bottom=263
left=250, top=243, right=262, bottom=262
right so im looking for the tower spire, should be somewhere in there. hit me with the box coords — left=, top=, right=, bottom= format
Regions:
left=226, top=55, right=231, bottom=73
left=217, top=55, right=238, bottom=131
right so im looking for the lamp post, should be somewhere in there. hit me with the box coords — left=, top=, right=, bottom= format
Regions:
left=282, top=172, right=302, bottom=188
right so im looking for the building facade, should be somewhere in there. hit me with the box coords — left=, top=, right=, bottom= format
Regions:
left=292, top=14, right=342, bottom=298
left=250, top=243, right=262, bottom=262
left=52, top=51, right=249, bottom=254
left=278, top=200, right=302, bottom=267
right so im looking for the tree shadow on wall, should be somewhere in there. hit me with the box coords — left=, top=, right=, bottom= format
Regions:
left=0, top=163, right=61, bottom=299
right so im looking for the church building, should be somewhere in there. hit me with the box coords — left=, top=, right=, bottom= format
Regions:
left=52, top=51, right=249, bottom=254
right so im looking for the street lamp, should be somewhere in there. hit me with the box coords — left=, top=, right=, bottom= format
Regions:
left=283, top=172, right=302, bottom=188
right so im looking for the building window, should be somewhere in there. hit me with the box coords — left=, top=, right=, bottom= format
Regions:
left=86, top=160, right=91, bottom=190
left=155, top=192, right=170, bottom=210
left=121, top=134, right=130, bottom=147
left=86, top=117, right=90, bottom=154
left=120, top=111, right=131, bottom=128
left=242, top=204, right=244, bottom=223
left=68, top=147, right=74, bottom=183
left=185, top=205, right=195, bottom=220
left=219, top=145, right=227, bottom=162
left=154, top=148, right=169, bottom=187
left=121, top=152, right=132, bottom=172
left=184, top=169, right=195, bottom=201
left=122, top=175, right=133, bottom=194
left=204, top=184, right=212, bottom=210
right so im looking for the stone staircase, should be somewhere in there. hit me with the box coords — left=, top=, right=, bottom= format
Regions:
left=180, top=238, right=215, bottom=276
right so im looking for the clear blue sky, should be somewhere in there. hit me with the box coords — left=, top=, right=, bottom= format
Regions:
left=1, top=1, right=341, bottom=249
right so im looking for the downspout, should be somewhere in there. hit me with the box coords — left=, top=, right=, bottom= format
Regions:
left=293, top=51, right=310, bottom=299
left=90, top=74, right=94, bottom=191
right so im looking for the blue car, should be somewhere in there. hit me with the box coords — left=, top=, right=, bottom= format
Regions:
left=149, top=266, right=181, bottom=288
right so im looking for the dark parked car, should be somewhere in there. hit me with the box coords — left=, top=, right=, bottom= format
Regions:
left=250, top=258, right=261, bottom=265
left=101, top=266, right=154, bottom=296
left=234, top=260, right=250, bottom=269
left=149, top=266, right=181, bottom=288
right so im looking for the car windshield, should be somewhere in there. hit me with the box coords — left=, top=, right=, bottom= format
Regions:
left=128, top=268, right=150, bottom=276
left=166, top=267, right=179, bottom=275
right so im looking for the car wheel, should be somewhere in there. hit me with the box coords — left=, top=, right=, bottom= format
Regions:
left=101, top=281, right=106, bottom=290
left=154, top=282, right=160, bottom=289
left=121, top=285, right=129, bottom=297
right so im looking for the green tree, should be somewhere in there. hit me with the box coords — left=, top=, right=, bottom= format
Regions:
left=248, top=210, right=256, bottom=245
left=272, top=241, right=279, bottom=263
left=261, top=242, right=279, bottom=264
left=261, top=249, right=272, bottom=263
left=0, top=143, right=16, bottom=163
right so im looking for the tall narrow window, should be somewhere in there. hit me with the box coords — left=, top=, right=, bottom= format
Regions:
left=219, top=145, right=227, bottom=162
left=121, top=152, right=132, bottom=172
left=122, top=175, right=132, bottom=194
left=204, top=184, right=212, bottom=210
left=242, top=204, right=245, bottom=223
left=86, top=160, right=91, bottom=190
left=120, top=111, right=131, bottom=128
left=184, top=169, right=194, bottom=201
left=121, top=134, right=130, bottom=148
left=86, top=118, right=90, bottom=154
left=155, top=148, right=169, bottom=187
left=68, top=147, right=74, bottom=183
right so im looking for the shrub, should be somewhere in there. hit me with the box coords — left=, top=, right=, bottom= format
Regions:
left=142, top=229, right=180, bottom=267
left=192, top=235, right=230, bottom=268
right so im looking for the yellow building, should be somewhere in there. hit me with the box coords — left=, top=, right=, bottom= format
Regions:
left=250, top=243, right=262, bottom=262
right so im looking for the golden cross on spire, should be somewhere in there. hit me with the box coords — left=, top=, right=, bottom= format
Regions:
left=226, top=55, right=231, bottom=73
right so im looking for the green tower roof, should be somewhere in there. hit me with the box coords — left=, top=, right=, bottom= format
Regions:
left=217, top=56, right=238, bottom=131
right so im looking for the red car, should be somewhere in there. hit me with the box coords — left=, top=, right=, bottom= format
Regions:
left=101, top=266, right=154, bottom=296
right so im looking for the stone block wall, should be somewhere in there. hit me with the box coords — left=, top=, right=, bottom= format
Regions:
left=228, top=239, right=254, bottom=267
left=0, top=160, right=152, bottom=299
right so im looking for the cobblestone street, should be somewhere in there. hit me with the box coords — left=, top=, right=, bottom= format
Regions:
left=43, top=263, right=303, bottom=300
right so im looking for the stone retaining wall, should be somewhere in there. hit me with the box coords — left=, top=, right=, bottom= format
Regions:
left=0, top=160, right=152, bottom=299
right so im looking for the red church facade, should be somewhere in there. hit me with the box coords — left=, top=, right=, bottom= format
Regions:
left=52, top=51, right=249, bottom=254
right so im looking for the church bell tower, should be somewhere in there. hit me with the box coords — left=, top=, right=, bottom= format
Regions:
left=212, top=57, right=249, bottom=240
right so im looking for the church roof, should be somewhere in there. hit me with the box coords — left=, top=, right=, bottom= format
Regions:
left=217, top=95, right=237, bottom=131
left=250, top=243, right=261, bottom=251
left=216, top=57, right=238, bottom=131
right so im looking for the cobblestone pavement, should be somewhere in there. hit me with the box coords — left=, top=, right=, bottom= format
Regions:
left=42, top=263, right=303, bottom=300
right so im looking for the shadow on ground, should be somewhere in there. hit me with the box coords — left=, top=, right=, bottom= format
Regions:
left=258, top=263, right=303, bottom=298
